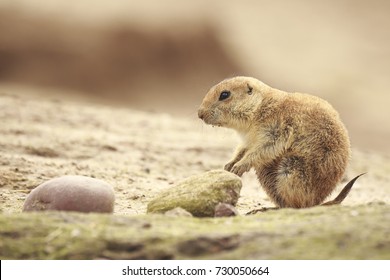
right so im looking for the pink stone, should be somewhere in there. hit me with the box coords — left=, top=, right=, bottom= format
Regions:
left=23, top=176, right=115, bottom=213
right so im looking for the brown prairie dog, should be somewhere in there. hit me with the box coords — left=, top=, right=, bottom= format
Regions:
left=198, top=76, right=360, bottom=208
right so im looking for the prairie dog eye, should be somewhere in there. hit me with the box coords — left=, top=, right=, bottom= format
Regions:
left=219, top=91, right=231, bottom=101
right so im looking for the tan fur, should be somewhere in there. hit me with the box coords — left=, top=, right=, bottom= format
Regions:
left=198, top=76, right=351, bottom=208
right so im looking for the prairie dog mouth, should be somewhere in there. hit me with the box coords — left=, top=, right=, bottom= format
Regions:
left=202, top=117, right=223, bottom=127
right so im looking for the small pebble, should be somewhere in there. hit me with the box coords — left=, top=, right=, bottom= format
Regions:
left=350, top=210, right=359, bottom=217
left=23, top=175, right=115, bottom=213
left=214, top=203, right=239, bottom=217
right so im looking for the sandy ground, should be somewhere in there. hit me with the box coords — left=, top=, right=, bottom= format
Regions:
left=1, top=88, right=389, bottom=216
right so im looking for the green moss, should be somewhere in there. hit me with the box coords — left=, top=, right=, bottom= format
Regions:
left=1, top=203, right=389, bottom=259
left=147, top=170, right=242, bottom=217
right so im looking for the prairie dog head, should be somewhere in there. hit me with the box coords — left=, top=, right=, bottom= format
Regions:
left=198, top=76, right=269, bottom=130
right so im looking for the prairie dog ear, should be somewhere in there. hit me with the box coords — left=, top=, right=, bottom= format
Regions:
left=246, top=83, right=253, bottom=95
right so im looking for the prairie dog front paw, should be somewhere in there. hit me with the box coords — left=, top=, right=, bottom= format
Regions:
left=230, top=161, right=251, bottom=177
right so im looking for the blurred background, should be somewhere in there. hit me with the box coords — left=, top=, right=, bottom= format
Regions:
left=0, top=0, right=389, bottom=155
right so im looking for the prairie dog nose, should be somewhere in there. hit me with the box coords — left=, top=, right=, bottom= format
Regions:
left=198, top=108, right=206, bottom=120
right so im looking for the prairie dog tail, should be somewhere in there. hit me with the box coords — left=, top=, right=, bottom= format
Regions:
left=322, top=173, right=365, bottom=206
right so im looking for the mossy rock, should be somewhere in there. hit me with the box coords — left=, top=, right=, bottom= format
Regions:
left=0, top=203, right=389, bottom=259
left=147, top=170, right=242, bottom=217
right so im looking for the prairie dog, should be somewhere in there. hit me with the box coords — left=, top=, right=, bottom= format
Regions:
left=198, top=76, right=360, bottom=208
